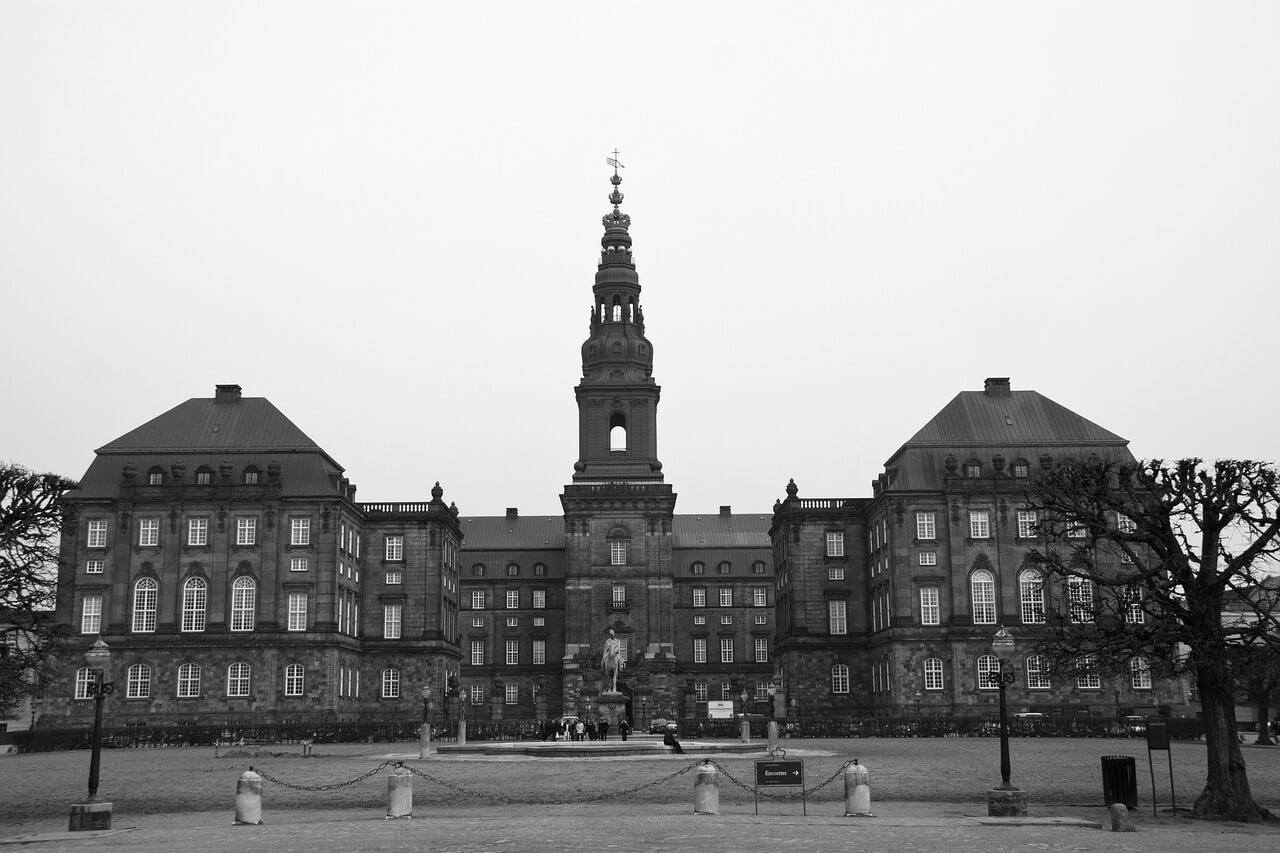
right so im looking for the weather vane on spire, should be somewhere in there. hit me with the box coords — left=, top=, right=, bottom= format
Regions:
left=606, top=149, right=625, bottom=175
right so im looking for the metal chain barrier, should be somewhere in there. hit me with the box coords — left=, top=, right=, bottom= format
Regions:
left=405, top=760, right=705, bottom=805
left=250, top=760, right=399, bottom=791
left=708, top=758, right=858, bottom=801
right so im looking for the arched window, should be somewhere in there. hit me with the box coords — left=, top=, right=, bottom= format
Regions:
left=126, top=663, right=151, bottom=698
left=923, top=657, right=944, bottom=690
left=609, top=412, right=627, bottom=451
left=628, top=297, right=635, bottom=322
left=146, top=466, right=165, bottom=485
left=194, top=465, right=214, bottom=485
left=1018, top=569, right=1044, bottom=624
left=284, top=663, right=305, bottom=697
left=226, top=662, right=251, bottom=696
left=607, top=529, right=629, bottom=566
left=132, top=577, right=158, bottom=633
left=831, top=664, right=850, bottom=693
left=970, top=570, right=996, bottom=624
left=382, top=667, right=401, bottom=698
left=472, top=563, right=486, bottom=577
left=977, top=654, right=1000, bottom=690
left=690, top=561, right=705, bottom=575
left=230, top=576, right=256, bottom=632
left=74, top=667, right=94, bottom=699
left=177, top=663, right=201, bottom=697
left=1068, top=577, right=1094, bottom=624
left=243, top=466, right=261, bottom=485
left=964, top=459, right=982, bottom=478
left=181, top=577, right=207, bottom=632
left=1025, top=654, right=1050, bottom=688
left=611, top=296, right=622, bottom=322
left=717, top=561, right=732, bottom=575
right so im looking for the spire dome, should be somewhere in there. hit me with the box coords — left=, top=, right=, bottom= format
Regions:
left=600, top=166, right=633, bottom=263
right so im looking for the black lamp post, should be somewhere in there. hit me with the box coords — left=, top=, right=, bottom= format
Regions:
left=767, top=682, right=777, bottom=720
left=915, top=690, right=922, bottom=716
left=70, top=639, right=114, bottom=830
left=988, top=628, right=1018, bottom=791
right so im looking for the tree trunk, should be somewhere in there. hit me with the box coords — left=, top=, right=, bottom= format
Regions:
left=1193, top=670, right=1274, bottom=821
left=1256, top=704, right=1273, bottom=746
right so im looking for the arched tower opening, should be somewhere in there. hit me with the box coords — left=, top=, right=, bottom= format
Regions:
left=609, top=412, right=627, bottom=451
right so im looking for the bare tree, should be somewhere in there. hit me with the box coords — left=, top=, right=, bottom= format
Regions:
left=0, top=464, right=78, bottom=720
left=1027, top=458, right=1280, bottom=822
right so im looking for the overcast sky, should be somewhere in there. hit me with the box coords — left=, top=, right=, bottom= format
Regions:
left=2, top=2, right=1277, bottom=517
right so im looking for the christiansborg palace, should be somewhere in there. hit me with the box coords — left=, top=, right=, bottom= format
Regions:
left=41, top=171, right=1183, bottom=730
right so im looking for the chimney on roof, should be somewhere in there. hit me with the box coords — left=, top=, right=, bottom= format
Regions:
left=984, top=377, right=1011, bottom=398
left=719, top=505, right=731, bottom=517
left=215, top=384, right=242, bottom=403
left=506, top=507, right=518, bottom=520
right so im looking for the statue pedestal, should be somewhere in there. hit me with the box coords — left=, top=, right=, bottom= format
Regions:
left=597, top=691, right=627, bottom=729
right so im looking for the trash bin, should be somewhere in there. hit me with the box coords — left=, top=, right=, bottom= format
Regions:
left=1101, top=755, right=1138, bottom=808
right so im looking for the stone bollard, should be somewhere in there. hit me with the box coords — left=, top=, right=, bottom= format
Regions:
left=386, top=765, right=413, bottom=819
left=739, top=718, right=750, bottom=743
left=1110, top=803, right=1136, bottom=832
left=458, top=719, right=467, bottom=746
left=693, top=761, right=720, bottom=815
left=844, top=760, right=872, bottom=817
left=419, top=724, right=434, bottom=759
left=234, top=769, right=263, bottom=825
left=767, top=720, right=778, bottom=750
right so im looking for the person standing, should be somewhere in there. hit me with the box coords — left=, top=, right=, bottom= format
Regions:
left=619, top=718, right=631, bottom=741
left=575, top=718, right=585, bottom=742
left=599, top=718, right=610, bottom=741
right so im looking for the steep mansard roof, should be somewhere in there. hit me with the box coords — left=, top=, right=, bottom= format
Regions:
left=459, top=513, right=772, bottom=550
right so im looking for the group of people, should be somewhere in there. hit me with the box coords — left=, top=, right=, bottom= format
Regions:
left=552, top=717, right=634, bottom=742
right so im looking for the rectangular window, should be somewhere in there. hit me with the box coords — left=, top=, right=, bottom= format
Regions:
left=694, top=614, right=706, bottom=625
left=287, top=594, right=307, bottom=631
left=506, top=616, right=518, bottom=627
left=918, top=551, right=937, bottom=567
left=1124, top=586, right=1145, bottom=624
left=719, top=637, right=734, bottom=663
left=969, top=511, right=989, bottom=539
left=505, top=639, right=519, bottom=665
left=86, top=559, right=104, bottom=574
left=694, top=681, right=708, bottom=701
left=139, top=518, right=159, bottom=547
left=828, top=600, right=848, bottom=635
left=235, top=517, right=256, bottom=546
left=1026, top=655, right=1051, bottom=689
left=226, top=663, right=250, bottom=697
left=1017, top=510, right=1037, bottom=539
left=1130, top=657, right=1152, bottom=689
left=719, top=587, right=732, bottom=607
left=533, top=640, right=546, bottom=665
left=753, top=587, right=767, bottom=607
left=81, top=595, right=102, bottom=634
left=385, top=535, right=403, bottom=561
left=87, top=519, right=108, bottom=548
left=290, top=556, right=308, bottom=572
left=385, top=571, right=402, bottom=585
left=721, top=683, right=732, bottom=701
left=533, top=589, right=546, bottom=609
left=916, top=512, right=936, bottom=540
left=177, top=664, right=201, bottom=698
left=383, top=604, right=402, bottom=638
left=471, top=640, right=485, bottom=666
left=826, top=532, right=844, bottom=557
left=693, top=638, right=707, bottom=663
left=472, top=590, right=485, bottom=610
left=470, top=685, right=483, bottom=705
left=919, top=587, right=940, bottom=625
left=1077, top=655, right=1101, bottom=689
left=284, top=665, right=304, bottom=697
left=532, top=616, right=545, bottom=627
left=828, top=567, right=845, bottom=580
left=753, top=614, right=766, bottom=625
left=610, top=541, right=628, bottom=565
left=692, top=587, right=705, bottom=607
left=612, top=584, right=626, bottom=606
left=505, top=683, right=519, bottom=704
left=382, top=668, right=400, bottom=698
left=471, top=616, right=484, bottom=628
left=1069, top=578, right=1094, bottom=624
left=720, top=614, right=732, bottom=625
left=1116, top=513, right=1137, bottom=534
left=754, top=637, right=768, bottom=663
left=1020, top=574, right=1045, bottom=624
left=924, top=658, right=944, bottom=690
left=188, top=518, right=208, bottom=546
left=290, top=518, right=310, bottom=546
left=506, top=589, right=519, bottom=609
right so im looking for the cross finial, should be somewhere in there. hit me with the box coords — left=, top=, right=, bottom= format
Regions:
left=606, top=148, right=625, bottom=174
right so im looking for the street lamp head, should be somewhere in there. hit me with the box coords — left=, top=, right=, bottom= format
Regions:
left=84, top=639, right=110, bottom=670
left=991, top=627, right=1015, bottom=661
left=421, top=685, right=431, bottom=700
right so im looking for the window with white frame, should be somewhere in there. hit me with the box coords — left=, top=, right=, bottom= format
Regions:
left=1116, top=513, right=1137, bottom=534
left=717, top=561, right=731, bottom=575
left=505, top=683, right=519, bottom=704
left=81, top=595, right=102, bottom=634
left=969, top=511, right=990, bottom=539
left=693, top=638, right=707, bottom=663
left=290, top=556, right=308, bottom=572
left=382, top=604, right=401, bottom=638
left=970, top=570, right=996, bottom=624
left=86, top=559, right=104, bottom=574
left=533, top=616, right=545, bottom=627
left=243, top=469, right=259, bottom=485
left=506, top=589, right=519, bottom=609
left=828, top=600, right=847, bottom=635
left=385, top=535, right=403, bottom=561
left=692, top=587, right=705, bottom=607
left=125, top=663, right=151, bottom=698
left=832, top=664, right=850, bottom=693
left=1068, top=577, right=1094, bottom=623
left=610, top=540, right=628, bottom=566
left=505, top=639, right=519, bottom=665
left=719, top=637, right=734, bottom=663
left=693, top=614, right=706, bottom=625
left=385, top=571, right=401, bottom=585
left=181, top=578, right=207, bottom=632
left=235, top=517, right=256, bottom=546
left=919, top=551, right=937, bottom=566
left=754, top=637, right=768, bottom=663
left=720, top=614, right=732, bottom=625
left=755, top=682, right=771, bottom=701
left=506, top=616, right=518, bottom=627
left=1124, top=585, right=1145, bottom=624
left=470, top=684, right=484, bottom=705
left=188, top=517, right=208, bottom=546
left=1025, top=654, right=1051, bottom=688
left=826, top=532, right=844, bottom=557
left=74, top=667, right=94, bottom=699
left=533, top=639, right=546, bottom=665
left=919, top=587, right=940, bottom=625
left=471, top=617, right=484, bottom=628
left=177, top=663, right=200, bottom=697
left=924, top=657, right=944, bottom=690
left=1077, top=655, right=1101, bottom=689
left=1019, top=569, right=1045, bottom=624
left=471, top=640, right=484, bottom=666
left=1130, top=657, right=1152, bottom=689
left=752, top=561, right=767, bottom=574
left=1013, top=462, right=1029, bottom=478
left=1017, top=510, right=1037, bottom=539
left=132, top=577, right=158, bottom=632
left=87, top=520, right=108, bottom=548
left=139, top=518, right=159, bottom=547
left=533, top=589, right=546, bottom=609
left=227, top=662, right=251, bottom=697
left=828, top=567, right=845, bottom=580
left=977, top=654, right=1000, bottom=689
left=691, top=561, right=705, bottom=575
left=754, top=613, right=767, bottom=624
left=753, top=587, right=767, bottom=607
left=612, top=584, right=625, bottom=607
left=284, top=663, right=304, bottom=697
left=230, top=577, right=256, bottom=631
left=287, top=593, right=307, bottom=631
left=719, top=587, right=732, bottom=607
left=290, top=518, right=310, bottom=546
left=1067, top=523, right=1087, bottom=539
left=916, top=512, right=936, bottom=540
left=506, top=563, right=519, bottom=577
left=471, top=590, right=485, bottom=609
left=721, top=682, right=732, bottom=701
left=382, top=667, right=400, bottom=698
left=694, top=681, right=708, bottom=701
